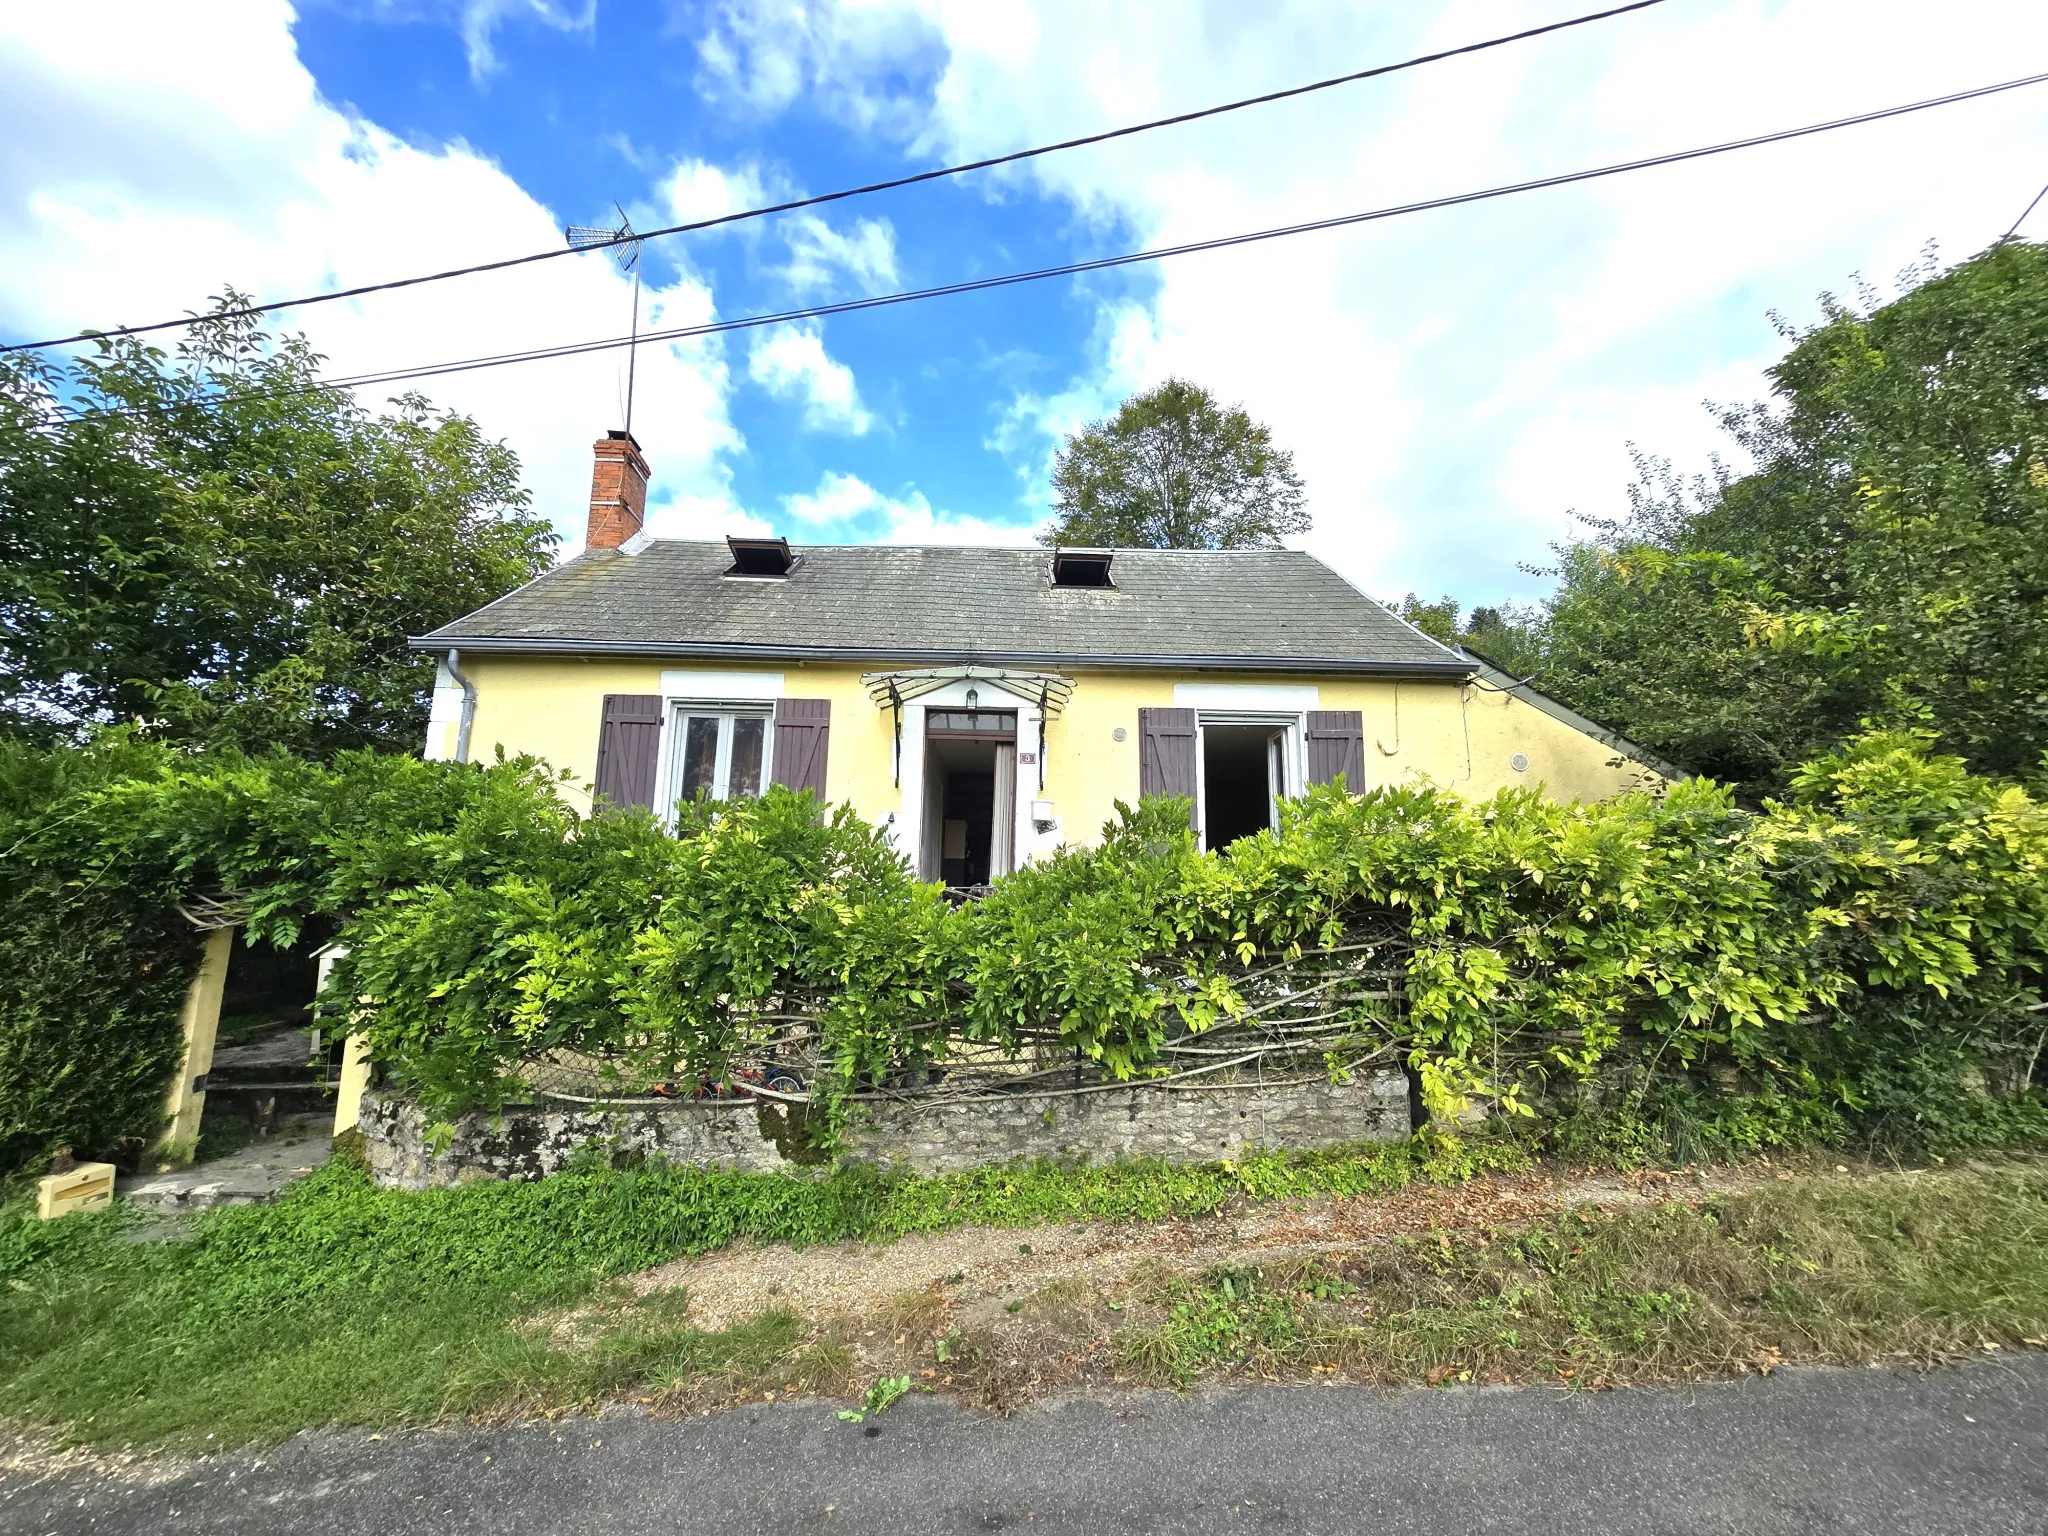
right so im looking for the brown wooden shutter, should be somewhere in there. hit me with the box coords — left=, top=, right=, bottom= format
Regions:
left=1305, top=710, right=1366, bottom=789
left=1138, top=707, right=1198, bottom=826
left=594, top=694, right=662, bottom=811
left=770, top=698, right=831, bottom=799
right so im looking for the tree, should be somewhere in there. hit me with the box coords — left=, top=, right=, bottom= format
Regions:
left=1391, top=593, right=1544, bottom=677
left=1505, top=240, right=2048, bottom=794
left=1039, top=379, right=1309, bottom=548
left=0, top=304, right=556, bottom=758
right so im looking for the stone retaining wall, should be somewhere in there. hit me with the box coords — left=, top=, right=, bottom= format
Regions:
left=357, top=1071, right=1412, bottom=1188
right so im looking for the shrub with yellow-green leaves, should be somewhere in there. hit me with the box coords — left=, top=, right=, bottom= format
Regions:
left=3, top=728, right=2043, bottom=1173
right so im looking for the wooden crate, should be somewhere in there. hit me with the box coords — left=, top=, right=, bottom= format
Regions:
left=36, top=1162, right=116, bottom=1220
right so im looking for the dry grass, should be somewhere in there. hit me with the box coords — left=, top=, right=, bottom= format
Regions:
left=619, top=1161, right=2048, bottom=1411
left=876, top=1284, right=952, bottom=1346
left=1106, top=1162, right=2048, bottom=1392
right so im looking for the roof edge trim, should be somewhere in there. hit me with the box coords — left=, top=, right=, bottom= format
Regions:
left=407, top=634, right=1476, bottom=676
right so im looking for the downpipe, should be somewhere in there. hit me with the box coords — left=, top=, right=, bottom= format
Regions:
left=445, top=648, right=478, bottom=764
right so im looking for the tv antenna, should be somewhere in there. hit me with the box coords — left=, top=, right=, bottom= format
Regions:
left=565, top=205, right=646, bottom=437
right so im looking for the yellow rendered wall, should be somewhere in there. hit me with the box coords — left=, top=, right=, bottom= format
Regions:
left=1038, top=671, right=1663, bottom=848
left=458, top=656, right=893, bottom=820
left=457, top=656, right=1661, bottom=839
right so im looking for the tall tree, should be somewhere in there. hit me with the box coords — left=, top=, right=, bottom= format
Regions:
left=1512, top=240, right=2048, bottom=793
left=0, top=305, right=555, bottom=758
left=1391, top=594, right=1545, bottom=677
left=1040, top=379, right=1309, bottom=549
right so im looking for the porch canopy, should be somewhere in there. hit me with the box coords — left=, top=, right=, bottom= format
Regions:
left=861, top=667, right=1074, bottom=787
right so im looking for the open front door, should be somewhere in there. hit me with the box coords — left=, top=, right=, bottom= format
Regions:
left=991, top=741, right=1017, bottom=877
left=921, top=706, right=1020, bottom=888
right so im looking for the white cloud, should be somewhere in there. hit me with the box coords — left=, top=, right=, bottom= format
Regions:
left=657, top=156, right=896, bottom=298
left=692, top=0, right=940, bottom=137
left=747, top=325, right=877, bottom=434
left=693, top=0, right=2048, bottom=600
left=660, top=156, right=778, bottom=225
left=455, top=0, right=593, bottom=80
left=778, top=212, right=898, bottom=293
left=0, top=0, right=744, bottom=556
left=779, top=470, right=1040, bottom=544
left=986, top=299, right=1163, bottom=508
left=347, top=0, right=596, bottom=82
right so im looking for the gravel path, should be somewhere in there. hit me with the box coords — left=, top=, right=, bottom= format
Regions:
left=631, top=1165, right=1730, bottom=1333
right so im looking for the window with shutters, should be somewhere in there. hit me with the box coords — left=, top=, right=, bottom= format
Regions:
left=1194, top=713, right=1302, bottom=852
left=1141, top=706, right=1317, bottom=852
left=660, top=704, right=773, bottom=812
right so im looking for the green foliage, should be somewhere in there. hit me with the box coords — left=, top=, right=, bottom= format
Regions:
left=838, top=1374, right=911, bottom=1421
left=1114, top=1165, right=2048, bottom=1391
left=1039, top=378, right=1309, bottom=549
left=0, top=734, right=585, bottom=1170
left=0, top=1137, right=1459, bottom=1446
left=0, top=301, right=555, bottom=757
left=1511, top=240, right=2048, bottom=793
left=5, top=719, right=2045, bottom=1171
left=0, top=735, right=200, bottom=1172
left=1390, top=594, right=1545, bottom=677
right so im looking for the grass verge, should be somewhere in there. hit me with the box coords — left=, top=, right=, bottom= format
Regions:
left=0, top=1136, right=1504, bottom=1449
left=1110, top=1163, right=2048, bottom=1391
left=5, top=1146, right=2042, bottom=1451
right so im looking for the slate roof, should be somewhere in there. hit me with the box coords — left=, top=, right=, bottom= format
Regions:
left=414, top=541, right=1470, bottom=674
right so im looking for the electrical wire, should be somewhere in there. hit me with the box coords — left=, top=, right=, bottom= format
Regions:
left=43, top=68, right=2048, bottom=426
left=0, top=0, right=1669, bottom=356
left=2001, top=178, right=2048, bottom=243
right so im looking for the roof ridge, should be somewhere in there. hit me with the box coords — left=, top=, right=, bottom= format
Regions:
left=609, top=538, right=1318, bottom=555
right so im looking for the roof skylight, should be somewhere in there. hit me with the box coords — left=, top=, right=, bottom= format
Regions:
left=726, top=535, right=797, bottom=578
left=1050, top=549, right=1115, bottom=589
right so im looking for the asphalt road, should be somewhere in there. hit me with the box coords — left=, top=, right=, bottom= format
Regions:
left=7, top=1357, right=2047, bottom=1536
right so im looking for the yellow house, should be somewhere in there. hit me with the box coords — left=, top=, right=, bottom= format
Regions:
left=414, top=433, right=1673, bottom=881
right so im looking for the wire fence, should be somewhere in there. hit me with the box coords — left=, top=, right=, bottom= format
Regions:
left=518, top=933, right=1415, bottom=1109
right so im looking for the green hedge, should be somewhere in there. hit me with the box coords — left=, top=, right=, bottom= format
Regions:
left=0, top=738, right=200, bottom=1173
left=1, top=728, right=2044, bottom=1175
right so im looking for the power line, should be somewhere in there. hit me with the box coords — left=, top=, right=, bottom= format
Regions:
left=2000, top=178, right=2048, bottom=243
left=45, top=68, right=2048, bottom=427
left=1, top=0, right=1669, bottom=357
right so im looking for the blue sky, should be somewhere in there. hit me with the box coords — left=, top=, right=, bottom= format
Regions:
left=4, top=0, right=2047, bottom=606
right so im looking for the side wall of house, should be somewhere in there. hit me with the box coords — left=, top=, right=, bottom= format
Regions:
left=449, top=656, right=1662, bottom=842
left=1041, top=671, right=1660, bottom=846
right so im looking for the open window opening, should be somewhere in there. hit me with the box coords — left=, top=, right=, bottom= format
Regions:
left=1050, top=549, right=1115, bottom=588
left=1198, top=721, right=1292, bottom=852
left=920, top=710, right=1017, bottom=889
left=724, top=534, right=798, bottom=577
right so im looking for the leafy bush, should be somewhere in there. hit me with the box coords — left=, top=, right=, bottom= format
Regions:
left=1, top=727, right=2043, bottom=1174
left=0, top=736, right=201, bottom=1174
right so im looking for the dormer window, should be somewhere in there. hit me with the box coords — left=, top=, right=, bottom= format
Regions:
left=726, top=535, right=797, bottom=577
left=1050, top=549, right=1114, bottom=589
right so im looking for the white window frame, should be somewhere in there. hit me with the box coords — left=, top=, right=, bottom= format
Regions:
left=655, top=700, right=775, bottom=823
left=1193, top=710, right=1304, bottom=852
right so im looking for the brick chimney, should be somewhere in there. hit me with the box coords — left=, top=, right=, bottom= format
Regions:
left=586, top=430, right=649, bottom=550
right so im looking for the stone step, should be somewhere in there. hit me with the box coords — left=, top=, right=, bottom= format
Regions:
left=119, top=1115, right=334, bottom=1212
